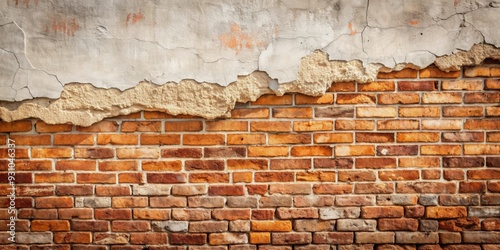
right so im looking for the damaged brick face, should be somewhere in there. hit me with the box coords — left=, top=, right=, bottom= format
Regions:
left=0, top=63, right=499, bottom=248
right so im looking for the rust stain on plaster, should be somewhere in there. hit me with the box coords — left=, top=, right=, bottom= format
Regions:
left=126, top=12, right=144, bottom=26
left=49, top=17, right=80, bottom=36
left=219, top=23, right=265, bottom=54
left=1, top=44, right=500, bottom=126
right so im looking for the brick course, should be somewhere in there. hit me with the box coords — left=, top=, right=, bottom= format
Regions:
left=1, top=64, right=500, bottom=248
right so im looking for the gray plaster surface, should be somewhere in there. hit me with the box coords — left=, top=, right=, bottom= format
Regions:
left=0, top=0, right=499, bottom=102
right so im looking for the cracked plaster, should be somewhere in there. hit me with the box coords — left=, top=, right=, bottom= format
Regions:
left=0, top=0, right=499, bottom=125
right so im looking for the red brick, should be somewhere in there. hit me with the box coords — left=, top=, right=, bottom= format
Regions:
left=113, top=197, right=148, bottom=208
left=7, top=160, right=52, bottom=171
left=95, top=209, right=132, bottom=220
left=338, top=171, right=376, bottom=182
left=147, top=173, right=187, bottom=183
left=248, top=146, right=288, bottom=157
left=397, top=132, right=439, bottom=142
left=231, top=108, right=270, bottom=118
left=314, top=158, right=353, bottom=169
left=464, top=119, right=500, bottom=130
left=56, top=160, right=95, bottom=171
left=273, top=107, right=313, bottom=118
left=439, top=218, right=480, bottom=232
left=54, top=232, right=91, bottom=244
left=398, top=81, right=437, bottom=91
left=443, top=106, right=483, bottom=117
left=228, top=134, right=266, bottom=145
left=31, top=220, right=70, bottom=231
left=0, top=121, right=32, bottom=132
left=118, top=173, right=144, bottom=184
left=212, top=209, right=251, bottom=220
left=328, top=82, right=356, bottom=92
left=356, top=133, right=394, bottom=143
left=56, top=185, right=93, bottom=196
left=255, top=172, right=294, bottom=182
left=295, top=93, right=334, bottom=104
left=399, top=157, right=440, bottom=168
left=379, top=170, right=419, bottom=181
left=96, top=186, right=130, bottom=196
left=112, top=221, right=150, bottom=232
left=249, top=232, right=271, bottom=244
left=421, top=145, right=461, bottom=155
left=140, top=134, right=180, bottom=145
left=313, top=184, right=352, bottom=195
left=169, top=233, right=207, bottom=245
left=54, top=134, right=94, bottom=145
left=315, top=107, right=354, bottom=118
left=252, top=221, right=292, bottom=232
left=185, top=160, right=224, bottom=171
left=252, top=94, right=293, bottom=105
left=116, top=147, right=159, bottom=158
left=58, top=208, right=94, bottom=219
left=378, top=218, right=418, bottom=231
left=36, top=197, right=72, bottom=208
left=465, top=66, right=500, bottom=77
left=313, top=232, right=354, bottom=244
left=270, top=184, right=311, bottom=195
left=464, top=92, right=500, bottom=103
left=161, top=148, right=202, bottom=158
left=209, top=185, right=245, bottom=196
left=378, top=93, right=420, bottom=105
left=77, top=121, right=118, bottom=132
left=32, top=148, right=72, bottom=158
left=355, top=158, right=396, bottom=169
left=397, top=182, right=457, bottom=194
left=459, top=182, right=486, bottom=193
left=487, top=107, right=500, bottom=117
left=121, top=121, right=161, bottom=132
left=355, top=183, right=394, bottom=194
left=377, top=145, right=418, bottom=156
left=362, top=206, right=404, bottom=218
left=71, top=220, right=110, bottom=232
left=296, top=171, right=335, bottom=182
left=272, top=232, right=312, bottom=245
left=74, top=148, right=114, bottom=159
left=165, top=121, right=203, bottom=132
left=97, top=134, right=138, bottom=145
left=34, top=173, right=74, bottom=183
left=294, top=121, right=333, bottom=132
left=206, top=120, right=248, bottom=131
left=335, top=145, right=375, bottom=156
left=228, top=159, right=268, bottom=170
left=246, top=185, right=268, bottom=195
left=486, top=79, right=500, bottom=89
left=204, top=147, right=245, bottom=158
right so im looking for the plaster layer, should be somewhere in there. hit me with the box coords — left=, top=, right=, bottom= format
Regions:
left=0, top=0, right=499, bottom=102
left=1, top=44, right=500, bottom=126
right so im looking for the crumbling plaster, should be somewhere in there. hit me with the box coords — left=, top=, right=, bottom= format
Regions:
left=0, top=0, right=499, bottom=125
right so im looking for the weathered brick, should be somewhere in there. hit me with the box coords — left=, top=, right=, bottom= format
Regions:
left=273, top=107, right=313, bottom=118
left=361, top=206, right=404, bottom=218
left=359, top=81, right=395, bottom=91
left=420, top=68, right=460, bottom=78
left=356, top=232, right=395, bottom=244
left=443, top=106, right=483, bottom=117
left=398, top=81, right=437, bottom=91
left=276, top=208, right=318, bottom=219
left=295, top=93, right=334, bottom=104
left=294, top=220, right=336, bottom=232
left=422, top=120, right=462, bottom=130
left=228, top=134, right=266, bottom=145
left=252, top=94, right=292, bottom=105
left=291, top=146, right=332, bottom=156
left=259, top=196, right=293, bottom=207
left=425, top=207, right=466, bottom=219
left=399, top=157, right=440, bottom=168
left=255, top=172, right=294, bottom=182
left=335, top=120, right=375, bottom=130
left=190, top=173, right=229, bottom=183
left=378, top=218, right=418, bottom=231
left=231, top=108, right=270, bottom=118
left=377, top=145, right=418, bottom=156
left=335, top=145, right=375, bottom=156
left=93, top=232, right=130, bottom=244
left=378, top=93, right=420, bottom=105
left=251, top=221, right=292, bottom=232
left=54, top=232, right=92, bottom=243
left=95, top=209, right=132, bottom=220
left=249, top=232, right=271, bottom=244
left=171, top=209, right=211, bottom=221
left=312, top=232, right=354, bottom=244
left=337, top=219, right=376, bottom=231
left=248, top=146, right=288, bottom=157
left=395, top=232, right=438, bottom=244
left=313, top=184, right=352, bottom=195
left=337, top=94, right=376, bottom=104
left=464, top=92, right=500, bottom=103
left=150, top=197, right=186, bottom=208
left=188, top=197, right=225, bottom=208
left=379, top=170, right=419, bottom=181
left=294, top=196, right=335, bottom=208
left=421, top=145, right=461, bottom=155
left=169, top=233, right=207, bottom=245
left=31, top=220, right=70, bottom=231
left=270, top=183, right=311, bottom=195
left=439, top=232, right=462, bottom=244
left=250, top=121, right=290, bottom=132
left=183, top=134, right=225, bottom=145
left=35, top=121, right=72, bottom=132
left=71, top=220, right=109, bottom=231
left=338, top=171, right=376, bottom=182
left=130, top=232, right=168, bottom=245
left=462, top=232, right=500, bottom=243
left=378, top=69, right=418, bottom=79
left=439, top=218, right=480, bottom=232
left=355, top=158, right=396, bottom=169
left=355, top=183, right=394, bottom=194
left=397, top=182, right=456, bottom=194
left=465, top=119, right=500, bottom=130
left=296, top=171, right=335, bottom=182
left=133, top=209, right=170, bottom=220
left=319, top=207, right=360, bottom=220
left=272, top=232, right=312, bottom=245
left=399, top=107, right=440, bottom=117
left=357, top=107, right=396, bottom=118
left=165, top=121, right=203, bottom=132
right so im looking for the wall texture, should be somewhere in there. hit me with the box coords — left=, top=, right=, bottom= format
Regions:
left=1, top=63, right=499, bottom=249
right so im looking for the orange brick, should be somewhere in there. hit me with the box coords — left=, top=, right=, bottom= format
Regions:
left=442, top=80, right=482, bottom=90
left=32, top=148, right=72, bottom=158
left=485, top=79, right=500, bottom=89
left=297, top=171, right=335, bottom=182
left=121, top=121, right=161, bottom=132
left=183, top=134, right=224, bottom=145
left=140, top=134, right=180, bottom=145
left=10, top=160, right=51, bottom=171
left=77, top=121, right=118, bottom=132
left=273, top=107, right=313, bottom=118
left=399, top=107, right=440, bottom=117
left=227, top=159, right=268, bottom=170
left=9, top=135, right=51, bottom=145
left=337, top=94, right=376, bottom=104
left=189, top=173, right=229, bottom=183
left=338, top=170, right=376, bottom=182
left=398, top=81, right=437, bottom=91
left=142, top=161, right=182, bottom=171
left=378, top=69, right=418, bottom=79
left=355, top=158, right=396, bottom=169
left=99, top=161, right=138, bottom=171
left=248, top=146, right=288, bottom=157
left=313, top=184, right=352, bottom=194
left=443, top=106, right=484, bottom=117
left=112, top=112, right=142, bottom=119
left=379, top=170, right=419, bottom=181
left=397, top=132, right=439, bottom=142
left=269, top=134, right=311, bottom=144
left=251, top=121, right=291, bottom=132
left=118, top=173, right=144, bottom=183
left=426, top=207, right=466, bottom=219
left=420, top=67, right=460, bottom=78
left=377, top=120, right=419, bottom=130
left=251, top=221, right=292, bottom=232
left=54, top=232, right=91, bottom=243
left=231, top=108, right=269, bottom=119
left=77, top=173, right=116, bottom=184
left=112, top=197, right=148, bottom=208
left=252, top=94, right=292, bottom=105
left=206, top=120, right=248, bottom=131
left=36, top=197, right=73, bottom=208
left=313, top=133, right=353, bottom=144
left=422, top=120, right=462, bottom=130
left=358, top=81, right=395, bottom=92
left=291, top=146, right=332, bottom=157
left=255, top=172, right=294, bottom=182
left=116, top=148, right=159, bottom=159
left=97, top=134, right=138, bottom=145
left=228, top=134, right=266, bottom=145
left=378, top=93, right=420, bottom=104
left=35, top=121, right=72, bottom=132
left=133, top=209, right=170, bottom=220
left=421, top=145, right=461, bottom=155
left=361, top=206, right=404, bottom=218
left=335, top=145, right=375, bottom=157
left=422, top=93, right=462, bottom=104
left=464, top=144, right=500, bottom=155
left=249, top=232, right=271, bottom=244
left=357, top=107, right=396, bottom=118
left=233, top=172, right=252, bottom=183
left=74, top=148, right=114, bottom=159
left=165, top=121, right=203, bottom=132
left=295, top=93, right=334, bottom=105
left=315, top=107, right=354, bottom=118
left=34, top=173, right=74, bottom=183
left=328, top=82, right=356, bottom=92
left=335, top=120, right=375, bottom=130
left=96, top=186, right=130, bottom=196
left=0, top=121, right=32, bottom=132
left=399, top=157, right=440, bottom=168
left=468, top=169, right=500, bottom=180
left=487, top=133, right=500, bottom=142
left=56, top=160, right=96, bottom=171
left=0, top=147, right=28, bottom=159
left=486, top=107, right=500, bottom=117
left=464, top=66, right=500, bottom=77
left=32, top=220, right=70, bottom=231
left=294, top=121, right=333, bottom=132
left=144, top=111, right=175, bottom=119
left=464, top=120, right=500, bottom=130
left=54, top=134, right=94, bottom=145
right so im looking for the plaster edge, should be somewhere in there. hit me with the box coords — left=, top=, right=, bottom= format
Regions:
left=1, top=44, right=499, bottom=126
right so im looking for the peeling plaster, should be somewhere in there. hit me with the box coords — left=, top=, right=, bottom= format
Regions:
left=0, top=0, right=499, bottom=125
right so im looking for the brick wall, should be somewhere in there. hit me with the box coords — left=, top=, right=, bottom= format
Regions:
left=0, top=64, right=499, bottom=249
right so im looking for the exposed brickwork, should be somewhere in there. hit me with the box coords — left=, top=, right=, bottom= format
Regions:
left=1, top=64, right=500, bottom=248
